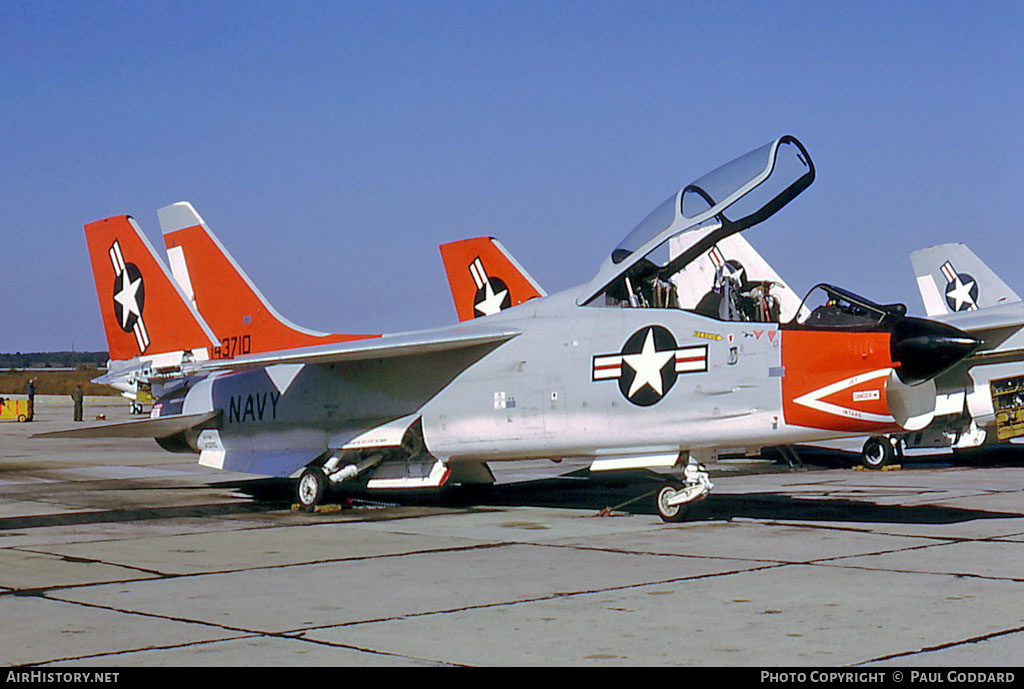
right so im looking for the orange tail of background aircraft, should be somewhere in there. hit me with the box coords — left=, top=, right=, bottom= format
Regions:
left=159, top=202, right=379, bottom=360
left=84, top=215, right=220, bottom=362
left=438, top=237, right=546, bottom=321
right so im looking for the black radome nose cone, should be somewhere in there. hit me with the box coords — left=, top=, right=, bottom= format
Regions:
left=890, top=317, right=982, bottom=385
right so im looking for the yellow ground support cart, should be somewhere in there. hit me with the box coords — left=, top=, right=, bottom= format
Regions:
left=991, top=374, right=1024, bottom=440
left=0, top=398, right=29, bottom=422
left=129, top=381, right=153, bottom=414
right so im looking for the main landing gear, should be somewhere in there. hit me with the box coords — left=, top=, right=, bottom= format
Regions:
left=654, top=460, right=714, bottom=523
left=296, top=466, right=329, bottom=511
left=296, top=452, right=389, bottom=512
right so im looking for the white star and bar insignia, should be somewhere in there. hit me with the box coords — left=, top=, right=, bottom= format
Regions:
left=592, top=325, right=708, bottom=406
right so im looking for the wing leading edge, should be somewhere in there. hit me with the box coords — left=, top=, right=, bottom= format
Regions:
left=186, top=325, right=522, bottom=373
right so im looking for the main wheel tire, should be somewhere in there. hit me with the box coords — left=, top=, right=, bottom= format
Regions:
left=655, top=483, right=691, bottom=523
left=297, top=467, right=329, bottom=512
left=861, top=436, right=894, bottom=469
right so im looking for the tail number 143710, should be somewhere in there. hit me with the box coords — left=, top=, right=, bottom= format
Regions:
left=215, top=335, right=252, bottom=359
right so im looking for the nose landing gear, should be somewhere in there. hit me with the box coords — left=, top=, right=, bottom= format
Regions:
left=654, top=460, right=713, bottom=522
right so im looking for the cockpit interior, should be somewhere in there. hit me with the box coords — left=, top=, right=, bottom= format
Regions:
left=603, top=255, right=783, bottom=323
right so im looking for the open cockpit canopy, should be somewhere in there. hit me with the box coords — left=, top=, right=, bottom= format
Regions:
left=581, top=135, right=815, bottom=306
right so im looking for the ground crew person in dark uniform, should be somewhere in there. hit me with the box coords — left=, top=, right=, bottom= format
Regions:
left=27, top=378, right=35, bottom=422
left=71, top=384, right=83, bottom=422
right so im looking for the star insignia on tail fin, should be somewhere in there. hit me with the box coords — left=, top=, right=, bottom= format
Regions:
left=109, top=240, right=149, bottom=353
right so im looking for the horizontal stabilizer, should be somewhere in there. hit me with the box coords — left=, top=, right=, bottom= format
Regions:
left=32, top=411, right=219, bottom=440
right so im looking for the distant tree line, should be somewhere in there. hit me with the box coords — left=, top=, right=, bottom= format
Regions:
left=0, top=351, right=109, bottom=369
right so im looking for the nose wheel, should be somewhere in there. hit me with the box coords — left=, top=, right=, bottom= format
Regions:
left=861, top=435, right=900, bottom=469
left=654, top=460, right=713, bottom=522
left=655, top=483, right=691, bottom=522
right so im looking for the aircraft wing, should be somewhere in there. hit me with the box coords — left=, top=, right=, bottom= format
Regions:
left=37, top=326, right=519, bottom=472
left=894, top=299, right=1024, bottom=371
left=936, top=307, right=1024, bottom=366
left=188, top=324, right=522, bottom=373
left=941, top=308, right=1024, bottom=335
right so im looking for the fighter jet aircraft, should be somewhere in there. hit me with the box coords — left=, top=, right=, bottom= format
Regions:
left=854, top=243, right=1024, bottom=468
left=42, top=135, right=981, bottom=521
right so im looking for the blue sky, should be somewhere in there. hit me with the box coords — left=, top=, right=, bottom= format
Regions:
left=2, top=1, right=1022, bottom=352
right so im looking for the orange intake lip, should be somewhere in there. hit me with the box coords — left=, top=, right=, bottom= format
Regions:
left=781, top=330, right=899, bottom=433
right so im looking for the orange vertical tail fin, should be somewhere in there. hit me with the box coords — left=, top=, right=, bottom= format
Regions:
left=439, top=237, right=546, bottom=321
left=159, top=202, right=378, bottom=359
left=84, top=216, right=220, bottom=362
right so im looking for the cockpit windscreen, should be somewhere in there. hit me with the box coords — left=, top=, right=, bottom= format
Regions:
left=793, top=284, right=906, bottom=330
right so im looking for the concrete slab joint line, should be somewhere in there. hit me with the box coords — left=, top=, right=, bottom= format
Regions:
left=857, top=623, right=1024, bottom=665
left=25, top=594, right=454, bottom=666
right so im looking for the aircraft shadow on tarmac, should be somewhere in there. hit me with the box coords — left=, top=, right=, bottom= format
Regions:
left=770, top=444, right=1024, bottom=470
left=6, top=450, right=1019, bottom=531
left=222, top=470, right=1021, bottom=526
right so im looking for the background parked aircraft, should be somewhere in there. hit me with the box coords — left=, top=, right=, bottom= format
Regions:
left=855, top=243, right=1024, bottom=468
left=439, top=236, right=546, bottom=321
